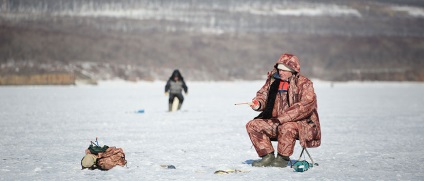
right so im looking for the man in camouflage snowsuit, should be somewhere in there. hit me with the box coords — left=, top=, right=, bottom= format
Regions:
left=246, top=53, right=321, bottom=168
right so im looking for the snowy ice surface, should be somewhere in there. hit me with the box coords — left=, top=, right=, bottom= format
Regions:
left=1, top=81, right=424, bottom=180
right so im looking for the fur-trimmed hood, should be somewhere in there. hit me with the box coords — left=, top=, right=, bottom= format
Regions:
left=274, top=53, right=300, bottom=73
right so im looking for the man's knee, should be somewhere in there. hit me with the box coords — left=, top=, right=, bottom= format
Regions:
left=246, top=120, right=253, bottom=132
left=246, top=119, right=258, bottom=132
left=176, top=94, right=184, bottom=102
left=278, top=123, right=298, bottom=136
left=246, top=119, right=264, bottom=133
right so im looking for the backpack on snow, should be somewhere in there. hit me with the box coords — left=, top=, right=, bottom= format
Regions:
left=96, top=147, right=127, bottom=170
left=82, top=139, right=127, bottom=170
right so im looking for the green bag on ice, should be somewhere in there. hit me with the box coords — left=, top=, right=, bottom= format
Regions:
left=88, top=141, right=109, bottom=154
left=292, top=160, right=313, bottom=172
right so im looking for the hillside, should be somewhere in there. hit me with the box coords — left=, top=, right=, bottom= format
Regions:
left=1, top=0, right=424, bottom=81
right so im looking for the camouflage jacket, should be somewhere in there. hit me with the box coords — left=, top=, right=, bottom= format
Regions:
left=253, top=54, right=321, bottom=148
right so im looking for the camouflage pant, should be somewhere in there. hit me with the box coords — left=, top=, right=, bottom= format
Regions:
left=246, top=119, right=299, bottom=157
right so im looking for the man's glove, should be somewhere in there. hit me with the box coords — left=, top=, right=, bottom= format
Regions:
left=250, top=99, right=260, bottom=110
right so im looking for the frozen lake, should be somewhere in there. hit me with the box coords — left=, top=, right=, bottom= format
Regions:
left=1, top=81, right=424, bottom=180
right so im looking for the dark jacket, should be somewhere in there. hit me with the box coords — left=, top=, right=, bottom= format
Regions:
left=165, top=69, right=188, bottom=94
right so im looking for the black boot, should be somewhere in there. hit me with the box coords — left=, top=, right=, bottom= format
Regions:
left=252, top=153, right=275, bottom=167
left=168, top=103, right=172, bottom=112
left=270, top=154, right=290, bottom=168
left=177, top=103, right=182, bottom=110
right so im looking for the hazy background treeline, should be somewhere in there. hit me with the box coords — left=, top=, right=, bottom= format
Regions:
left=1, top=0, right=423, bottom=82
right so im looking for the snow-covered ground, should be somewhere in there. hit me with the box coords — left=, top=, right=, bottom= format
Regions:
left=1, top=81, right=423, bottom=180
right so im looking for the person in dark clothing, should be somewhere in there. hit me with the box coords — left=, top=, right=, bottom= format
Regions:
left=165, top=69, right=188, bottom=111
